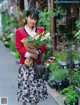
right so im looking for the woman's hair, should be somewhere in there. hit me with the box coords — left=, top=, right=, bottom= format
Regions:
left=24, top=8, right=39, bottom=25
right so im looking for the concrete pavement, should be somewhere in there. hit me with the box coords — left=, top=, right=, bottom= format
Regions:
left=0, top=40, right=60, bottom=105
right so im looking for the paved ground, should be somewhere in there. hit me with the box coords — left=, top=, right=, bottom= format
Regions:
left=0, top=40, right=59, bottom=105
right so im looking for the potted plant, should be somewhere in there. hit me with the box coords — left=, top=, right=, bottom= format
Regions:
left=48, top=68, right=69, bottom=90
left=72, top=69, right=80, bottom=87
left=61, top=85, right=78, bottom=105
left=72, top=50, right=80, bottom=68
left=54, top=50, right=67, bottom=68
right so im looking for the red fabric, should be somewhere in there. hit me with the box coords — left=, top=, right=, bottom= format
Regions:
left=15, top=27, right=46, bottom=64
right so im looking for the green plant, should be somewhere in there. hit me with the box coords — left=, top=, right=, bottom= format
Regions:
left=11, top=19, right=19, bottom=28
left=0, top=35, right=3, bottom=40
left=66, top=32, right=75, bottom=40
left=48, top=68, right=68, bottom=82
left=48, top=62, right=58, bottom=72
left=72, top=50, right=80, bottom=60
left=15, top=51, right=20, bottom=59
left=75, top=20, right=80, bottom=30
left=9, top=37, right=16, bottom=52
left=61, top=85, right=78, bottom=103
left=54, top=6, right=67, bottom=18
left=72, top=70, right=80, bottom=88
left=38, top=9, right=52, bottom=33
left=54, top=50, right=67, bottom=62
left=74, top=20, right=80, bottom=40
left=75, top=30, right=80, bottom=39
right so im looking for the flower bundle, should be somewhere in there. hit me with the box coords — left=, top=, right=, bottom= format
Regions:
left=21, top=33, right=51, bottom=66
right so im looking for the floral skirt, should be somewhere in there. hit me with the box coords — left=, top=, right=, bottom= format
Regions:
left=17, top=64, right=48, bottom=103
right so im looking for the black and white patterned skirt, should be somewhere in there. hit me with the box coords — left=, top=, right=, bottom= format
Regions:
left=17, top=64, right=48, bottom=103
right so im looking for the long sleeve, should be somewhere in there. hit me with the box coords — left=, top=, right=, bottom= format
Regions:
left=16, top=29, right=27, bottom=56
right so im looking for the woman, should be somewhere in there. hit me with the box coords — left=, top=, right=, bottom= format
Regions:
left=16, top=8, right=48, bottom=105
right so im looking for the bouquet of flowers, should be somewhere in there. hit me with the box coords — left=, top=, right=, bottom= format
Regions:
left=21, top=33, right=51, bottom=66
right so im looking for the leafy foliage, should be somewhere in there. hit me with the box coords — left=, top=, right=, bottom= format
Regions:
left=61, top=85, right=78, bottom=103
left=15, top=50, right=20, bottom=59
left=9, top=37, right=16, bottom=52
left=54, top=50, right=67, bottom=61
left=75, top=20, right=80, bottom=39
left=72, top=69, right=80, bottom=87
left=48, top=68, right=68, bottom=81
left=54, top=6, right=67, bottom=18
left=38, top=9, right=52, bottom=33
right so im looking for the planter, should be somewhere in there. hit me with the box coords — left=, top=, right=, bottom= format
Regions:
left=48, top=80, right=56, bottom=89
left=61, top=78, right=70, bottom=89
left=73, top=60, right=80, bottom=68
left=58, top=60, right=67, bottom=69
left=48, top=77, right=69, bottom=90
left=55, top=78, right=69, bottom=91
left=55, top=80, right=62, bottom=90
left=64, top=100, right=78, bottom=105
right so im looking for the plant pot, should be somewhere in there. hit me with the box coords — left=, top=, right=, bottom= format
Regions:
left=73, top=60, right=80, bottom=68
left=54, top=77, right=69, bottom=90
left=64, top=100, right=78, bottom=105
left=55, top=80, right=62, bottom=90
left=48, top=80, right=56, bottom=89
left=58, top=60, right=67, bottom=69
left=61, top=78, right=70, bottom=89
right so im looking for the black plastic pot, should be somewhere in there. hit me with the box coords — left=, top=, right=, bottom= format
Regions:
left=61, top=78, right=70, bottom=89
left=64, top=100, right=78, bottom=105
left=58, top=60, right=67, bottom=69
left=73, top=60, right=80, bottom=68
left=55, top=77, right=69, bottom=91
left=55, top=80, right=62, bottom=90
left=48, top=80, right=56, bottom=89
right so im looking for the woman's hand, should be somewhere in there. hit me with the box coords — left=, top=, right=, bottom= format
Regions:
left=30, top=53, right=38, bottom=59
left=27, top=47, right=38, bottom=54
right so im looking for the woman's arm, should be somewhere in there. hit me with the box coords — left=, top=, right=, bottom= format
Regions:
left=16, top=29, right=38, bottom=59
left=16, top=29, right=27, bottom=56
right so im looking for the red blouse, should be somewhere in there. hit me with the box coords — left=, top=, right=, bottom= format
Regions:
left=15, top=27, right=46, bottom=64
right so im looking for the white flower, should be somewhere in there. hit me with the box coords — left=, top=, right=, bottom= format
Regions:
left=45, top=32, right=50, bottom=37
left=34, top=35, right=40, bottom=40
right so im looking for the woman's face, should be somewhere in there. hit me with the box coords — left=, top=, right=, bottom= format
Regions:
left=26, top=15, right=37, bottom=27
